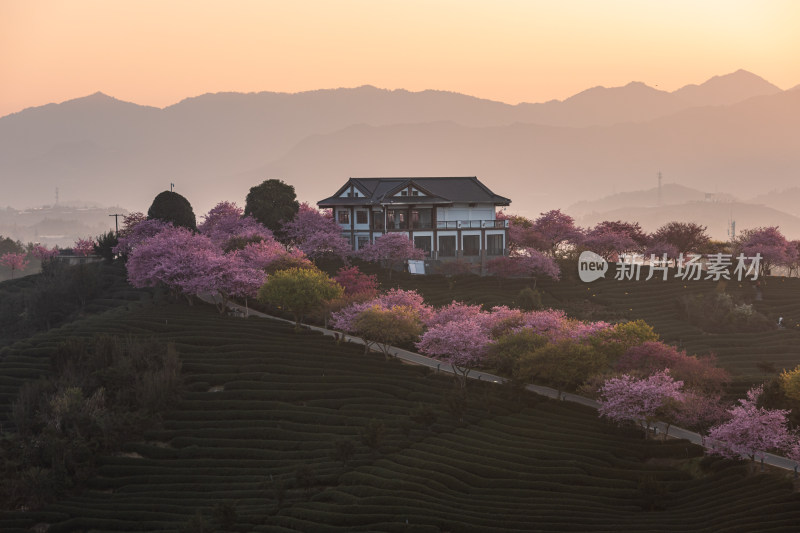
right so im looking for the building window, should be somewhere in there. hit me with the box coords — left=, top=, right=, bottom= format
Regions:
left=410, top=209, right=432, bottom=229
left=387, top=209, right=407, bottom=229
left=356, top=210, right=368, bottom=224
left=463, top=235, right=480, bottom=256
left=414, top=236, right=432, bottom=257
left=357, top=236, right=370, bottom=250
left=439, top=236, right=456, bottom=257
left=372, top=211, right=385, bottom=230
left=412, top=190, right=419, bottom=196
left=487, top=234, right=504, bottom=255
left=337, top=210, right=350, bottom=224
left=400, top=190, right=408, bottom=196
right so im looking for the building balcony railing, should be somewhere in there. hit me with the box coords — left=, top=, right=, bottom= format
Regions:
left=436, top=220, right=509, bottom=229
left=369, top=219, right=509, bottom=231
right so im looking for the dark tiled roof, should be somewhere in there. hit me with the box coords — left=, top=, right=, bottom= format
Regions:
left=318, top=177, right=511, bottom=207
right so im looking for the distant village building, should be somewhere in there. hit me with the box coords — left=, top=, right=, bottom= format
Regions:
left=318, top=177, right=511, bottom=271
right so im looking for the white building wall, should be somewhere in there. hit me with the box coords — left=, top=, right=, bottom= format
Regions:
left=437, top=203, right=496, bottom=221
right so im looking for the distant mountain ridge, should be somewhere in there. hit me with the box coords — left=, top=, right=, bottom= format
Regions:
left=1, top=70, right=797, bottom=232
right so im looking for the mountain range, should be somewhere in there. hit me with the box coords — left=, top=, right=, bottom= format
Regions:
left=1, top=69, right=798, bottom=240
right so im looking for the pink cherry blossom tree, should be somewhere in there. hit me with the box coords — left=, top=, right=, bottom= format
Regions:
left=237, top=238, right=308, bottom=272
left=416, top=314, right=492, bottom=388
left=531, top=209, right=583, bottom=257
left=582, top=224, right=639, bottom=260
left=113, top=216, right=174, bottom=256
left=598, top=370, right=684, bottom=437
left=30, top=245, right=60, bottom=263
left=498, top=212, right=546, bottom=254
left=707, top=386, right=793, bottom=466
left=198, top=201, right=273, bottom=249
left=126, top=226, right=218, bottom=302
left=737, top=226, right=797, bottom=279
left=181, top=250, right=267, bottom=313
left=281, top=203, right=351, bottom=261
left=330, top=288, right=431, bottom=353
left=424, top=300, right=484, bottom=329
left=1, top=252, right=29, bottom=279
left=73, top=238, right=96, bottom=257
left=357, top=233, right=425, bottom=279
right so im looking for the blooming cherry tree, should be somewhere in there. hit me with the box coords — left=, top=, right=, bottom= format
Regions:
left=357, top=233, right=425, bottom=279
left=331, top=288, right=432, bottom=353
left=531, top=209, right=583, bottom=257
left=416, top=314, right=492, bottom=388
left=1, top=252, right=29, bottom=279
left=424, top=300, right=484, bottom=329
left=281, top=203, right=351, bottom=261
left=598, top=370, right=684, bottom=436
left=31, top=245, right=60, bottom=263
left=737, top=226, right=797, bottom=280
left=73, top=238, right=96, bottom=257
left=114, top=216, right=174, bottom=256
left=198, top=201, right=273, bottom=249
left=707, top=386, right=792, bottom=465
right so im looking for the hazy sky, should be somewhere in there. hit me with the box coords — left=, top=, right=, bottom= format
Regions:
left=2, top=0, right=799, bottom=118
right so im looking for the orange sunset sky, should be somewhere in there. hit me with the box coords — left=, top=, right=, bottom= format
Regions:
left=1, top=0, right=799, bottom=118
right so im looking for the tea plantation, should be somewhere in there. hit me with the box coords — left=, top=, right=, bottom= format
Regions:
left=2, top=301, right=800, bottom=532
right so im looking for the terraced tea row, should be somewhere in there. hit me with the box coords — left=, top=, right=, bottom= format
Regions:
left=2, top=303, right=800, bottom=531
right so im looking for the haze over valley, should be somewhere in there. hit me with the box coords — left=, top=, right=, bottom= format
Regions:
left=2, top=69, right=798, bottom=241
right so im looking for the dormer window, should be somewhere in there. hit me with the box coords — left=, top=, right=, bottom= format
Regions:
left=412, top=191, right=419, bottom=196
left=401, top=191, right=408, bottom=196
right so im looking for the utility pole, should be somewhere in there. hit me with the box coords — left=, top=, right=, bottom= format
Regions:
left=170, top=182, right=175, bottom=192
left=109, top=213, right=124, bottom=235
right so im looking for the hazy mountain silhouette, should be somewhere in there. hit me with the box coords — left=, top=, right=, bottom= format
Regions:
left=673, top=69, right=782, bottom=106
left=1, top=70, right=796, bottom=226
left=249, top=89, right=800, bottom=227
left=567, top=183, right=736, bottom=217
left=576, top=201, right=800, bottom=242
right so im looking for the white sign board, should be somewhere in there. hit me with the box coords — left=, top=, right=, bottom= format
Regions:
left=408, top=260, right=425, bottom=275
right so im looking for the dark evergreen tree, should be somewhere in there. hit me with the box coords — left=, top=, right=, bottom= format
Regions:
left=244, top=179, right=299, bottom=238
left=147, top=191, right=196, bottom=230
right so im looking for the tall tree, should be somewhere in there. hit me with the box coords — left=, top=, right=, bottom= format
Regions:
left=244, top=179, right=300, bottom=238
left=650, top=222, right=710, bottom=256
left=147, top=191, right=197, bottom=230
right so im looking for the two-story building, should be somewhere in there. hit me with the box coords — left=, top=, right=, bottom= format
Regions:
left=318, top=177, right=510, bottom=269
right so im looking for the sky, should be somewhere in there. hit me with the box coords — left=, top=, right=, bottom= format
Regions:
left=1, top=0, right=799, bottom=118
